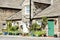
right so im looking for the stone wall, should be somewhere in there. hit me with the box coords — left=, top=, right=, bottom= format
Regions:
left=21, top=0, right=30, bottom=22
left=58, top=17, right=60, bottom=37
left=0, top=8, right=20, bottom=31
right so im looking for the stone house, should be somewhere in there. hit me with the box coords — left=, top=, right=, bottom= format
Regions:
left=0, top=0, right=30, bottom=34
left=6, top=0, right=30, bottom=34
left=32, top=0, right=60, bottom=37
left=0, top=0, right=24, bottom=32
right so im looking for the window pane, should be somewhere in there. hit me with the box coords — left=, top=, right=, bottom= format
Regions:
left=25, top=5, right=30, bottom=14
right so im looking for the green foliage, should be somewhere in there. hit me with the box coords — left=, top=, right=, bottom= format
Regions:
left=6, top=21, right=19, bottom=35
left=6, top=21, right=12, bottom=32
left=41, top=17, right=48, bottom=29
left=0, top=32, right=2, bottom=35
left=30, top=22, right=41, bottom=31
left=7, top=21, right=12, bottom=29
left=29, top=17, right=48, bottom=36
left=10, top=26, right=19, bottom=31
left=33, top=30, right=46, bottom=36
left=29, top=22, right=44, bottom=36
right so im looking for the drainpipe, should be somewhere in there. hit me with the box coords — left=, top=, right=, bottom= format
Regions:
left=30, top=0, right=32, bottom=27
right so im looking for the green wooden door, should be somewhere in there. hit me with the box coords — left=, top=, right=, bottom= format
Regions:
left=48, top=21, right=54, bottom=36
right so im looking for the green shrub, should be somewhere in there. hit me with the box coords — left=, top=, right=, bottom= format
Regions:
left=29, top=22, right=43, bottom=36
left=30, top=22, right=41, bottom=31
left=10, top=26, right=19, bottom=31
left=0, top=32, right=2, bottom=35
left=41, top=17, right=48, bottom=29
left=33, top=30, right=46, bottom=37
left=6, top=21, right=19, bottom=35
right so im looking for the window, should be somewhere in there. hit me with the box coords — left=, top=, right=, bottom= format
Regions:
left=25, top=5, right=30, bottom=14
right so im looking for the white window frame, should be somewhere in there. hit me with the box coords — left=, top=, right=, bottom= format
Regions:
left=25, top=5, right=30, bottom=15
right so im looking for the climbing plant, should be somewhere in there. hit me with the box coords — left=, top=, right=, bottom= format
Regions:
left=41, top=17, right=48, bottom=29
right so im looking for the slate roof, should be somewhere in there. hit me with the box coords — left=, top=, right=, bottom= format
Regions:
left=0, top=0, right=24, bottom=9
left=34, top=1, right=60, bottom=18
left=33, top=0, right=51, bottom=4
left=6, top=11, right=22, bottom=20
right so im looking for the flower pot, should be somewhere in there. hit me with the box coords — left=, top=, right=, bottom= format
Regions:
left=9, top=32, right=12, bottom=35
left=3, top=32, right=8, bottom=35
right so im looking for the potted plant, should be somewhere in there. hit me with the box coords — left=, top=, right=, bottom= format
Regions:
left=9, top=26, right=19, bottom=35
left=41, top=17, right=48, bottom=29
left=2, top=29, right=8, bottom=35
left=54, top=34, right=58, bottom=38
left=6, top=21, right=20, bottom=35
left=30, top=22, right=44, bottom=37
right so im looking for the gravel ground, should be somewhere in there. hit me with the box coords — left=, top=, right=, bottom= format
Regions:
left=0, top=35, right=60, bottom=40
